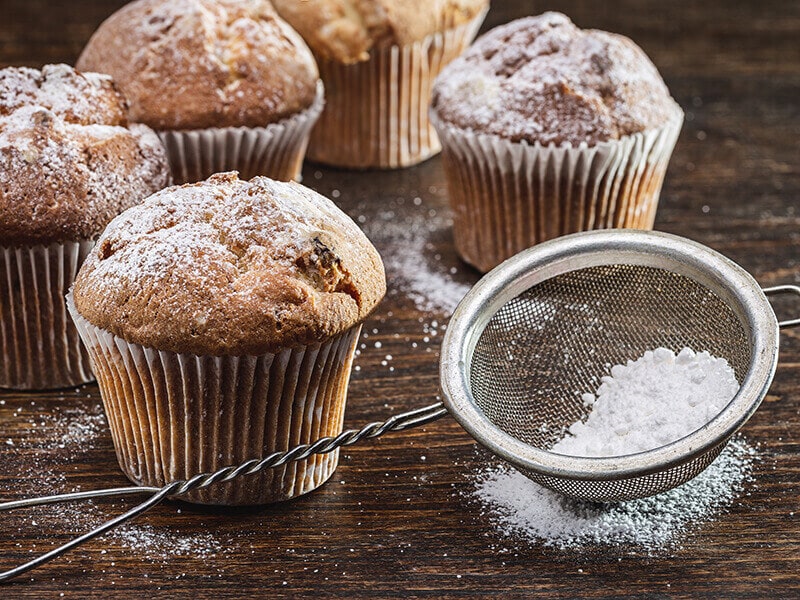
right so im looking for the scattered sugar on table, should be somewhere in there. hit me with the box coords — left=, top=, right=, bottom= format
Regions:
left=473, top=437, right=756, bottom=552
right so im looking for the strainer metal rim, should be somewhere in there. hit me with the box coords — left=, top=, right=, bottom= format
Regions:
left=440, top=229, right=780, bottom=482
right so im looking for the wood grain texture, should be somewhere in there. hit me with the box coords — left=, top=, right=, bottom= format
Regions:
left=1, top=1, right=799, bottom=597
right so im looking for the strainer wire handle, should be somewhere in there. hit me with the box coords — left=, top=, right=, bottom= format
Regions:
left=764, top=285, right=800, bottom=328
left=0, top=401, right=447, bottom=583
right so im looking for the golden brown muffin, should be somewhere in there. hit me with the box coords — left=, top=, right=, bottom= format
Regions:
left=0, top=64, right=171, bottom=246
left=73, top=172, right=386, bottom=356
left=0, top=63, right=171, bottom=390
left=70, top=172, right=385, bottom=504
left=271, top=0, right=488, bottom=64
left=0, top=112, right=170, bottom=245
left=0, top=63, right=127, bottom=125
left=429, top=13, right=684, bottom=272
left=76, top=0, right=320, bottom=131
left=271, top=0, right=488, bottom=168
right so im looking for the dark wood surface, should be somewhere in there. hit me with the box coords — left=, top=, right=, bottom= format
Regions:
left=1, top=1, right=799, bottom=597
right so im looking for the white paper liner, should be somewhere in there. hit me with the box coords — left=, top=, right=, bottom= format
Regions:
left=158, top=81, right=324, bottom=184
left=308, top=9, right=487, bottom=169
left=68, top=295, right=360, bottom=506
left=0, top=242, right=94, bottom=390
left=431, top=105, right=685, bottom=272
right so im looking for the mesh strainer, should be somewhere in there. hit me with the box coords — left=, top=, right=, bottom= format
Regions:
left=440, top=229, right=788, bottom=502
left=1, top=229, right=797, bottom=582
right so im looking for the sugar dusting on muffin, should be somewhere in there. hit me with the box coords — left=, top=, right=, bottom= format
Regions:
left=0, top=65, right=171, bottom=245
left=0, top=64, right=128, bottom=125
left=432, top=12, right=680, bottom=146
left=73, top=172, right=386, bottom=356
left=76, top=0, right=320, bottom=130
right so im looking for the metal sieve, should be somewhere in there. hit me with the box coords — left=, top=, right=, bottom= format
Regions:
left=440, top=229, right=793, bottom=502
left=1, top=229, right=797, bottom=582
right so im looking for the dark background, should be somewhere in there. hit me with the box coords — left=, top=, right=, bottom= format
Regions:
left=1, top=1, right=799, bottom=598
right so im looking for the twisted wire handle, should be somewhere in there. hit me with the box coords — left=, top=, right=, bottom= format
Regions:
left=0, top=401, right=447, bottom=583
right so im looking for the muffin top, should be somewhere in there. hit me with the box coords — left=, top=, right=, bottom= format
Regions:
left=72, top=172, right=386, bottom=356
left=0, top=64, right=171, bottom=245
left=0, top=63, right=128, bottom=125
left=76, top=0, right=320, bottom=130
left=431, top=12, right=681, bottom=146
left=271, top=0, right=488, bottom=64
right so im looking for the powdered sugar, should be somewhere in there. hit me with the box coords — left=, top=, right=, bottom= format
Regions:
left=363, top=202, right=470, bottom=315
left=111, top=523, right=224, bottom=559
left=472, top=436, right=757, bottom=552
left=85, top=173, right=366, bottom=286
left=391, top=235, right=471, bottom=314
left=552, top=347, right=739, bottom=457
left=0, top=63, right=126, bottom=125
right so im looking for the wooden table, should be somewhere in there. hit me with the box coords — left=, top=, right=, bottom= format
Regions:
left=1, top=1, right=799, bottom=597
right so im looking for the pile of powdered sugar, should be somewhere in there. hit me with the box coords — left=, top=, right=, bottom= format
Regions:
left=471, top=346, right=754, bottom=552
left=553, top=347, right=740, bottom=457
left=472, top=436, right=757, bottom=552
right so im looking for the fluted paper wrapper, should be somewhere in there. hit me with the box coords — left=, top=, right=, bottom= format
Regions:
left=159, top=81, right=324, bottom=184
left=0, top=242, right=94, bottom=390
left=432, top=106, right=684, bottom=272
left=68, top=296, right=360, bottom=505
left=308, top=10, right=486, bottom=169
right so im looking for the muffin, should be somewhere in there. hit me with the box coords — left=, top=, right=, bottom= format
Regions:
left=77, top=0, right=323, bottom=184
left=272, top=0, right=489, bottom=169
left=430, top=12, right=684, bottom=272
left=69, top=172, right=386, bottom=505
left=0, top=64, right=170, bottom=390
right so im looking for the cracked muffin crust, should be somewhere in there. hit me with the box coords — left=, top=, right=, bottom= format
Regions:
left=271, top=0, right=488, bottom=64
left=72, top=172, right=386, bottom=356
left=76, top=0, right=320, bottom=130
left=0, top=64, right=171, bottom=245
left=431, top=12, right=679, bottom=147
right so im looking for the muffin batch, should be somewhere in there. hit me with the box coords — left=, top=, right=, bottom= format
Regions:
left=0, top=2, right=683, bottom=504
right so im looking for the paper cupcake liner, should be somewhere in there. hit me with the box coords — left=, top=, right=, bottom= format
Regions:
left=308, top=9, right=487, bottom=169
left=68, top=295, right=359, bottom=506
left=431, top=105, right=685, bottom=272
left=0, top=242, right=94, bottom=390
left=159, top=81, right=324, bottom=184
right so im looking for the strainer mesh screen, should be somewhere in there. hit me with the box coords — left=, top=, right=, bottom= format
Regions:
left=468, top=264, right=752, bottom=500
